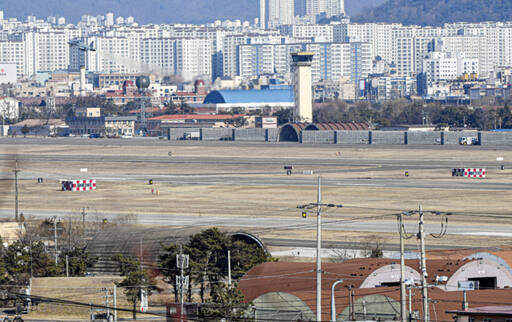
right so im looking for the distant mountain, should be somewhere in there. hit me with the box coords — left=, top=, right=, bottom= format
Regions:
left=3, top=0, right=384, bottom=25
left=353, top=0, right=512, bottom=26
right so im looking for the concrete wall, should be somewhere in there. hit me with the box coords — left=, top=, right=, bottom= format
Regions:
left=167, top=128, right=198, bottom=140
left=336, top=131, right=370, bottom=144
left=371, top=131, right=405, bottom=145
left=200, top=128, right=233, bottom=141
left=443, top=131, right=478, bottom=145
left=480, top=132, right=512, bottom=146
left=233, top=128, right=267, bottom=141
left=406, top=131, right=441, bottom=145
left=166, top=128, right=512, bottom=146
left=301, top=130, right=336, bottom=144
left=267, top=128, right=279, bottom=142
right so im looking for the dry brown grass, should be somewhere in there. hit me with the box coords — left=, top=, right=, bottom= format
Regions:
left=28, top=276, right=168, bottom=320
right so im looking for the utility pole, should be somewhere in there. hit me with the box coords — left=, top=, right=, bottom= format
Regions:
left=176, top=246, right=189, bottom=322
left=418, top=205, right=429, bottom=322
left=113, top=285, right=117, bottom=322
left=81, top=207, right=87, bottom=233
left=408, top=285, right=413, bottom=321
left=227, top=250, right=232, bottom=288
left=14, top=160, right=19, bottom=222
left=399, top=213, right=407, bottom=322
left=66, top=255, right=69, bottom=277
left=102, top=288, right=110, bottom=318
left=50, top=217, right=60, bottom=265
left=297, top=177, right=343, bottom=322
left=400, top=206, right=449, bottom=322
left=315, top=177, right=322, bottom=322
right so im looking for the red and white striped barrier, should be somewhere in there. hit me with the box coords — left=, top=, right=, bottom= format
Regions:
left=62, top=179, right=96, bottom=191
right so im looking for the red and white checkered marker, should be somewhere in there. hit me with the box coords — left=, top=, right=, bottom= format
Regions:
left=463, top=168, right=486, bottom=178
left=62, top=179, right=96, bottom=191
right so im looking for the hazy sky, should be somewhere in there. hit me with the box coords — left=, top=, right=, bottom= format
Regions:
left=2, top=0, right=385, bottom=24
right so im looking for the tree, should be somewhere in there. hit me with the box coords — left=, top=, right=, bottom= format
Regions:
left=117, top=269, right=152, bottom=319
left=160, top=228, right=274, bottom=303
left=272, top=108, right=293, bottom=125
left=58, top=247, right=97, bottom=276
left=4, top=239, right=57, bottom=287
left=114, top=255, right=154, bottom=319
left=198, top=283, right=253, bottom=321
left=20, top=125, right=30, bottom=137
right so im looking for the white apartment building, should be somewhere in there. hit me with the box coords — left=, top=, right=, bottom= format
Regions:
left=305, top=0, right=344, bottom=20
left=260, top=0, right=295, bottom=29
left=432, top=36, right=489, bottom=77
left=223, top=33, right=282, bottom=77
left=337, top=23, right=399, bottom=63
left=174, top=38, right=212, bottom=81
left=238, top=43, right=303, bottom=77
left=278, top=24, right=333, bottom=41
left=0, top=40, right=25, bottom=77
left=394, top=36, right=433, bottom=77
left=238, top=41, right=370, bottom=84
left=141, top=38, right=175, bottom=74
left=421, top=52, right=478, bottom=92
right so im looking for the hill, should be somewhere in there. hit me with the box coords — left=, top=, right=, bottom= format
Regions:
left=353, top=0, right=512, bottom=26
left=3, top=0, right=383, bottom=25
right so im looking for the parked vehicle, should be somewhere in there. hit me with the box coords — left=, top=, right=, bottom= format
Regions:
left=459, top=137, right=478, bottom=145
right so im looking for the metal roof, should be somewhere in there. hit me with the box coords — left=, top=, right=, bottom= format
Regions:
left=203, top=88, right=293, bottom=104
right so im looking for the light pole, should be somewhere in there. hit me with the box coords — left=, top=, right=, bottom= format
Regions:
left=330, top=279, right=344, bottom=322
left=297, top=176, right=343, bottom=322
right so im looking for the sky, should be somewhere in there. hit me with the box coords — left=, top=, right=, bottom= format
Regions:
left=2, top=0, right=385, bottom=24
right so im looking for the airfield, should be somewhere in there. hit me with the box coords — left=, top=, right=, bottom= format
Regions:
left=1, top=137, right=512, bottom=253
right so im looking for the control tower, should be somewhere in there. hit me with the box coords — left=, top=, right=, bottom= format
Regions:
left=291, top=52, right=314, bottom=123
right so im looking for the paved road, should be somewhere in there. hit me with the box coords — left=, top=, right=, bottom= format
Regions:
left=0, top=209, right=509, bottom=238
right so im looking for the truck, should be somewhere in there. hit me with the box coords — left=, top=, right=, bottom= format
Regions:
left=459, top=137, right=479, bottom=145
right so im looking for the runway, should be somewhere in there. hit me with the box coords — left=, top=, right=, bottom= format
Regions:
left=2, top=152, right=511, bottom=190
left=1, top=138, right=511, bottom=250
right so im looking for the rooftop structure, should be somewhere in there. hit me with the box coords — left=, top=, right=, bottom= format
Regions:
left=201, top=88, right=294, bottom=112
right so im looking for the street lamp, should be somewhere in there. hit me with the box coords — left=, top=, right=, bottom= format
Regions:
left=330, top=279, right=344, bottom=322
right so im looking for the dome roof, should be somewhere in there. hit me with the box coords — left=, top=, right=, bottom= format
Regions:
left=204, top=88, right=293, bottom=104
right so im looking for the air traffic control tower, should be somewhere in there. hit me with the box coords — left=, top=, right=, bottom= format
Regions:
left=291, top=52, right=314, bottom=123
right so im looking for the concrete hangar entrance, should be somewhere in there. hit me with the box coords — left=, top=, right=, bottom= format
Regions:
left=277, top=122, right=369, bottom=142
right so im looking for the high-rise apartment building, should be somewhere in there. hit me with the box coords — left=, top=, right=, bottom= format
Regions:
left=174, top=38, right=212, bottom=81
left=260, top=0, right=295, bottom=29
left=305, top=0, right=344, bottom=19
left=238, top=41, right=370, bottom=84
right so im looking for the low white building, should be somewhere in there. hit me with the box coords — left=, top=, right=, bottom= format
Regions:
left=422, top=52, right=479, bottom=90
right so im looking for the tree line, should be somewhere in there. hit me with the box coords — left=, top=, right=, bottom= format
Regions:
left=313, top=99, right=512, bottom=130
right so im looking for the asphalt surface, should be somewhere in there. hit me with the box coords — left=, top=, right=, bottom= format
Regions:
left=0, top=209, right=509, bottom=239
left=2, top=136, right=512, bottom=150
